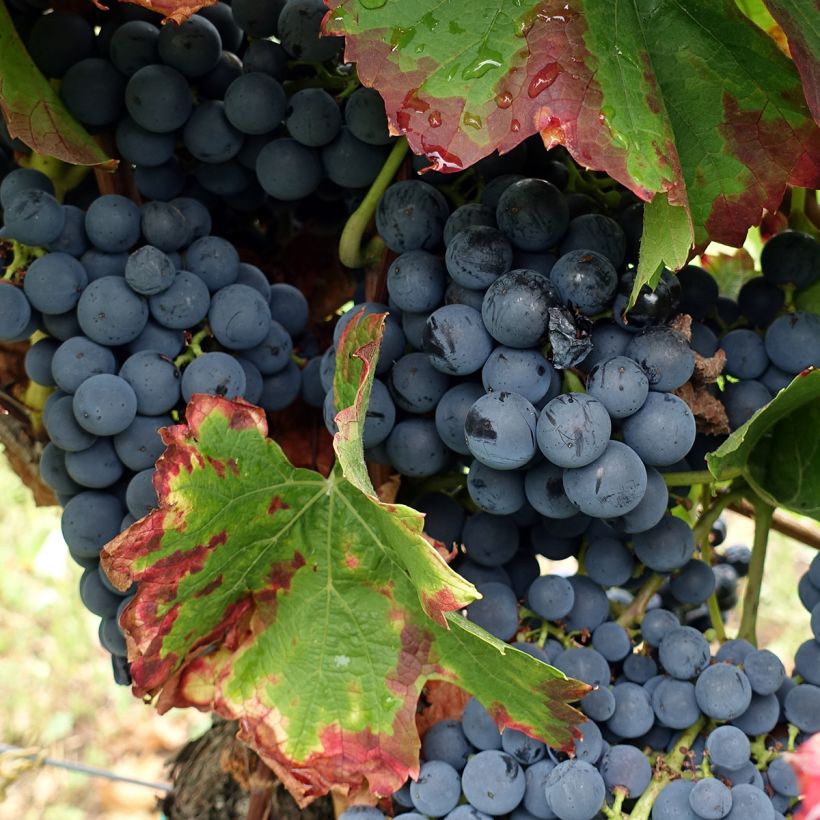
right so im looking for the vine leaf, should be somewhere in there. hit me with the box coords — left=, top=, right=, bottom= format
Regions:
left=707, top=367, right=820, bottom=519
left=326, top=0, right=820, bottom=248
left=762, top=0, right=820, bottom=122
left=101, top=314, right=588, bottom=807
left=0, top=2, right=115, bottom=169
left=630, top=192, right=694, bottom=310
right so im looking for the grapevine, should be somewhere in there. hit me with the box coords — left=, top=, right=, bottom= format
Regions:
left=0, top=1, right=818, bottom=819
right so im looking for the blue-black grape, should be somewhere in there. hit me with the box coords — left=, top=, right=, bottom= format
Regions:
left=461, top=750, right=526, bottom=815
left=524, top=460, right=578, bottom=518
left=445, top=226, right=513, bottom=290
left=618, top=465, right=669, bottom=534
left=321, top=128, right=389, bottom=189
left=501, top=727, right=545, bottom=765
left=258, top=360, right=302, bottom=411
left=278, top=0, right=343, bottom=62
left=125, top=65, right=193, bottom=133
left=421, top=719, right=473, bottom=772
left=652, top=779, right=696, bottom=820
left=462, top=513, right=519, bottom=567
left=285, top=88, right=342, bottom=147
left=721, top=380, right=772, bottom=430
left=480, top=269, right=558, bottom=348
left=108, top=20, right=159, bottom=76
left=544, top=758, right=605, bottom=819
left=61, top=491, right=124, bottom=560
left=344, top=87, right=391, bottom=146
left=435, top=382, right=485, bottom=455
left=84, top=195, right=142, bottom=253
left=563, top=440, right=647, bottom=518
left=761, top=230, right=820, bottom=288
left=586, top=355, right=648, bottom=419
left=114, top=414, right=170, bottom=472
left=591, top=621, right=631, bottom=662
left=559, top=213, right=626, bottom=268
left=148, top=270, right=210, bottom=329
left=621, top=392, right=696, bottom=467
left=584, top=537, right=634, bottom=586
left=60, top=58, right=125, bottom=127
left=496, top=178, right=569, bottom=251
left=658, top=626, right=710, bottom=680
left=651, top=678, right=701, bottom=729
left=44, top=395, right=97, bottom=452
left=124, top=245, right=176, bottom=296
left=424, top=304, right=494, bottom=376
left=550, top=249, right=619, bottom=314
left=389, top=352, right=450, bottom=413
left=72, top=374, right=138, bottom=436
left=695, top=663, right=753, bottom=720
left=185, top=235, right=240, bottom=292
left=764, top=312, right=820, bottom=374
left=625, top=326, right=694, bottom=392
left=564, top=575, right=610, bottom=632
left=670, top=559, right=716, bottom=605
left=24, top=337, right=59, bottom=386
left=65, top=437, right=124, bottom=489
left=467, top=461, right=525, bottom=515
left=387, top=250, right=446, bottom=314
left=737, top=277, right=784, bottom=328
left=376, top=180, right=448, bottom=253
left=385, top=419, right=448, bottom=477
left=157, top=14, right=221, bottom=78
left=208, top=284, right=272, bottom=350
left=118, top=351, right=181, bottom=416
left=183, top=100, right=244, bottom=163
left=224, top=73, right=286, bottom=135
left=465, top=391, right=538, bottom=470
left=633, top=514, right=695, bottom=573
left=443, top=203, right=496, bottom=246
left=79, top=567, right=124, bottom=619
left=77, top=276, right=149, bottom=346
left=482, top=347, right=558, bottom=406
left=465, top=581, right=519, bottom=640
left=23, top=252, right=88, bottom=315
left=181, top=352, right=246, bottom=402
left=4, top=189, right=66, bottom=246
left=719, top=329, right=769, bottom=379
left=600, top=744, right=652, bottom=798
left=527, top=574, right=575, bottom=621
left=607, top=682, right=655, bottom=739
left=536, top=393, right=611, bottom=468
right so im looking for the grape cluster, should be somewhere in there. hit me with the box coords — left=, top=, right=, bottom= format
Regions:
left=7, top=0, right=393, bottom=207
left=317, top=171, right=819, bottom=818
left=0, top=171, right=311, bottom=682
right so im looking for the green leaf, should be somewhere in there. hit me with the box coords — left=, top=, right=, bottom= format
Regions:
left=0, top=2, right=115, bottom=169
left=326, top=0, right=820, bottom=247
left=629, top=192, right=694, bottom=310
left=707, top=368, right=820, bottom=518
left=101, top=394, right=587, bottom=806
left=763, top=0, right=820, bottom=122
left=332, top=308, right=384, bottom=496
left=794, top=279, right=820, bottom=315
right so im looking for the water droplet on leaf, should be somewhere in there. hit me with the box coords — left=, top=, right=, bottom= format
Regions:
left=428, top=110, right=442, bottom=128
left=462, top=112, right=483, bottom=129
left=528, top=63, right=560, bottom=98
left=495, top=91, right=514, bottom=109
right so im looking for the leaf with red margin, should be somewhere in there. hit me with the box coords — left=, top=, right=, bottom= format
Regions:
left=90, top=0, right=217, bottom=24
left=331, top=308, right=478, bottom=621
left=326, top=0, right=820, bottom=246
left=0, top=3, right=115, bottom=169
left=763, top=0, right=820, bottom=123
left=101, top=394, right=588, bottom=806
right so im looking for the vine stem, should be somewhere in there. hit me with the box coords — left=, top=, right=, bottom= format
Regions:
left=737, top=498, right=774, bottom=646
left=616, top=573, right=664, bottom=627
left=627, top=717, right=707, bottom=820
left=729, top=499, right=820, bottom=550
left=692, top=486, right=745, bottom=643
left=660, top=468, right=741, bottom=487
left=338, top=137, right=409, bottom=269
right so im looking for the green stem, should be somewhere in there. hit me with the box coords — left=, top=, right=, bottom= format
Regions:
left=628, top=717, right=706, bottom=820
left=693, top=487, right=745, bottom=643
left=338, top=137, right=409, bottom=269
left=660, top=468, right=740, bottom=487
left=736, top=498, right=774, bottom=646
left=617, top=573, right=665, bottom=627
left=3, top=240, right=44, bottom=280
left=750, top=734, right=776, bottom=769
left=561, top=369, right=586, bottom=394
left=602, top=789, right=626, bottom=818
left=174, top=326, right=210, bottom=368
left=787, top=723, right=800, bottom=752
